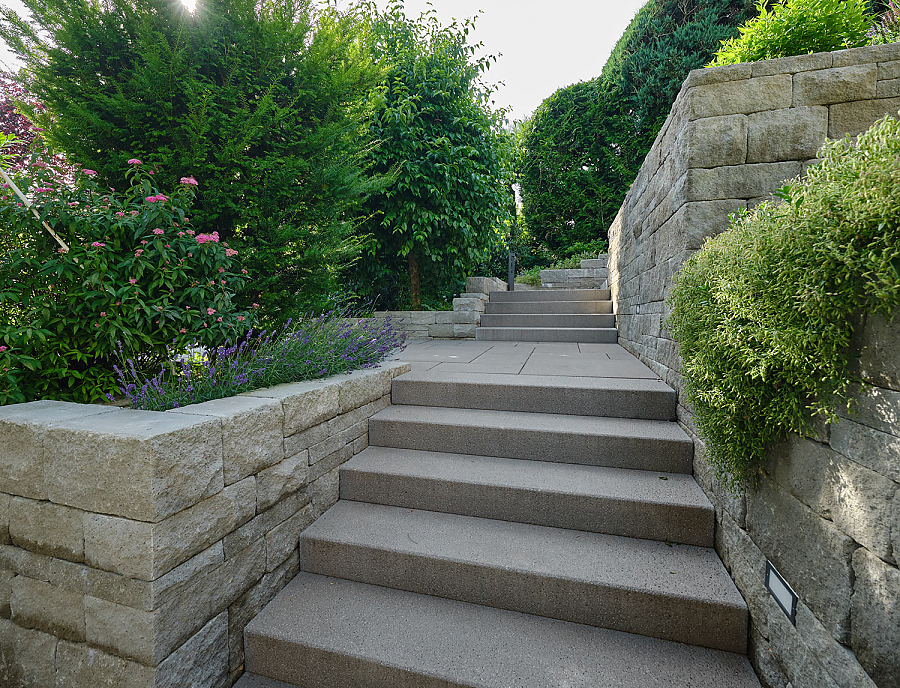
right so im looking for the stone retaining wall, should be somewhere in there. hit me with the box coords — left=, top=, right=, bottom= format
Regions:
left=606, top=43, right=900, bottom=688
left=375, top=276, right=508, bottom=339
left=0, top=361, right=409, bottom=688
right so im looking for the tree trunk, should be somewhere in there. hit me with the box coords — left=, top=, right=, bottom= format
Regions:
left=408, top=251, right=421, bottom=310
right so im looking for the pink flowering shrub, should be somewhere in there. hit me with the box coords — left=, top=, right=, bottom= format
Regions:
left=0, top=155, right=254, bottom=404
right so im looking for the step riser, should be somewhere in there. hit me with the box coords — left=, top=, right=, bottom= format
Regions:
left=485, top=301, right=613, bottom=314
left=489, top=289, right=610, bottom=302
left=367, top=418, right=692, bottom=473
left=475, top=327, right=618, bottom=343
left=339, top=469, right=714, bottom=546
left=390, top=379, right=675, bottom=419
left=299, top=539, right=747, bottom=653
left=480, top=314, right=616, bottom=328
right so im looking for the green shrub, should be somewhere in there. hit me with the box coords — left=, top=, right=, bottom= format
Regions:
left=0, top=0, right=387, bottom=323
left=709, top=0, right=874, bottom=66
left=667, top=113, right=900, bottom=489
left=0, top=154, right=252, bottom=404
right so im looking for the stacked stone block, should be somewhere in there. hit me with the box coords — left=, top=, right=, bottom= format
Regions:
left=373, top=276, right=507, bottom=340
left=606, top=43, right=900, bottom=688
left=0, top=362, right=409, bottom=688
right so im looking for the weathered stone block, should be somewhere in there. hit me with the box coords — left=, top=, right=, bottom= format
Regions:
left=829, top=97, right=900, bottom=138
left=793, top=65, right=877, bottom=106
left=10, top=576, right=85, bottom=642
left=828, top=456, right=896, bottom=564
left=55, top=639, right=155, bottom=688
left=454, top=324, right=477, bottom=338
left=747, top=478, right=856, bottom=642
left=770, top=435, right=836, bottom=517
left=686, top=75, right=792, bottom=119
left=465, top=276, right=506, bottom=294
left=43, top=409, right=223, bottom=523
left=428, top=323, right=455, bottom=338
left=684, top=63, right=751, bottom=88
left=154, top=611, right=228, bottom=688
left=0, top=493, right=9, bottom=546
left=337, top=365, right=401, bottom=413
left=0, top=401, right=118, bottom=501
left=433, top=311, right=456, bottom=324
left=228, top=551, right=298, bottom=674
left=0, top=618, right=58, bottom=688
left=9, top=497, right=84, bottom=562
left=832, top=43, right=900, bottom=67
left=168, top=396, right=283, bottom=485
left=751, top=52, right=834, bottom=77
left=84, top=477, right=255, bottom=580
left=311, top=470, right=340, bottom=516
left=222, top=492, right=307, bottom=559
left=681, top=114, right=748, bottom=168
left=841, top=383, right=900, bottom=438
left=878, top=59, right=900, bottom=81
left=246, top=379, right=339, bottom=436
left=265, top=504, right=314, bottom=572
left=876, top=78, right=900, bottom=98
left=86, top=539, right=263, bottom=666
left=830, top=417, right=900, bottom=484
left=851, top=548, right=900, bottom=688
left=256, top=450, right=309, bottom=512
left=678, top=162, right=802, bottom=202
left=0, top=569, right=11, bottom=618
left=452, top=297, right=486, bottom=313
left=748, top=106, right=828, bottom=163
left=853, top=313, right=900, bottom=392
left=680, top=199, right=747, bottom=250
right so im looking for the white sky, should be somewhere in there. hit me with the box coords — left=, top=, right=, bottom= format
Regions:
left=0, top=0, right=649, bottom=120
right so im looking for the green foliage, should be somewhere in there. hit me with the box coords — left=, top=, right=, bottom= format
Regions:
left=870, top=0, right=900, bottom=43
left=113, top=311, right=404, bottom=411
left=0, top=0, right=387, bottom=323
left=520, top=0, right=755, bottom=251
left=350, top=3, right=513, bottom=310
left=0, top=155, right=251, bottom=404
left=709, top=0, right=875, bottom=66
left=667, top=113, right=900, bottom=489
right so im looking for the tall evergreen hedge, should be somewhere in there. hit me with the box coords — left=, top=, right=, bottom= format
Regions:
left=520, top=0, right=755, bottom=250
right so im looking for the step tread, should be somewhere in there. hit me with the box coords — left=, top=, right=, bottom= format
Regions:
left=340, top=447, right=713, bottom=545
left=475, top=326, right=618, bottom=343
left=245, top=574, right=759, bottom=688
left=485, top=300, right=613, bottom=314
left=343, top=446, right=708, bottom=510
left=246, top=573, right=759, bottom=688
left=302, top=501, right=744, bottom=611
left=371, top=404, right=690, bottom=444
left=490, top=288, right=610, bottom=302
left=480, top=314, right=616, bottom=327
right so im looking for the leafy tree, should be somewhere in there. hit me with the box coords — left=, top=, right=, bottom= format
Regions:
left=0, top=0, right=387, bottom=322
left=350, top=3, right=513, bottom=310
left=520, top=0, right=755, bottom=250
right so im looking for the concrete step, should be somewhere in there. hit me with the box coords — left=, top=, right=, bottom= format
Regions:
left=581, top=257, right=608, bottom=269
left=369, top=405, right=692, bottom=472
left=485, top=299, right=612, bottom=314
left=475, top=326, right=618, bottom=342
left=489, top=288, right=610, bottom=302
left=480, top=313, right=616, bottom=328
left=244, top=574, right=759, bottom=688
left=340, top=447, right=714, bottom=546
left=299, top=502, right=748, bottom=652
left=391, top=371, right=676, bottom=419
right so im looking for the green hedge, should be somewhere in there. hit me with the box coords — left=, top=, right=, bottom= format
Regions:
left=667, top=113, right=900, bottom=489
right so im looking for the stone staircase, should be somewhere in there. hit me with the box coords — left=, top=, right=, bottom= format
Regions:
left=476, top=288, right=617, bottom=343
left=237, top=340, right=760, bottom=686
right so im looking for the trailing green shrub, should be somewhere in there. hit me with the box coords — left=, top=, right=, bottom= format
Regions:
left=667, top=113, right=900, bottom=489
left=709, top=0, right=875, bottom=66
left=520, top=0, right=755, bottom=252
left=0, top=155, right=251, bottom=404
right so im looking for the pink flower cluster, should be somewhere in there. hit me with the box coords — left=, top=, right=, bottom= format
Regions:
left=152, top=228, right=164, bottom=235
left=145, top=194, right=168, bottom=203
left=225, top=248, right=238, bottom=257
left=196, top=231, right=220, bottom=244
left=90, top=241, right=106, bottom=248
left=82, top=169, right=97, bottom=176
left=180, top=176, right=198, bottom=186
left=127, top=158, right=142, bottom=165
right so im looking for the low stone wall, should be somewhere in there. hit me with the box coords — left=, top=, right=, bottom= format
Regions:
left=540, top=255, right=609, bottom=289
left=374, top=276, right=508, bottom=339
left=0, top=361, right=409, bottom=688
left=606, top=43, right=900, bottom=688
